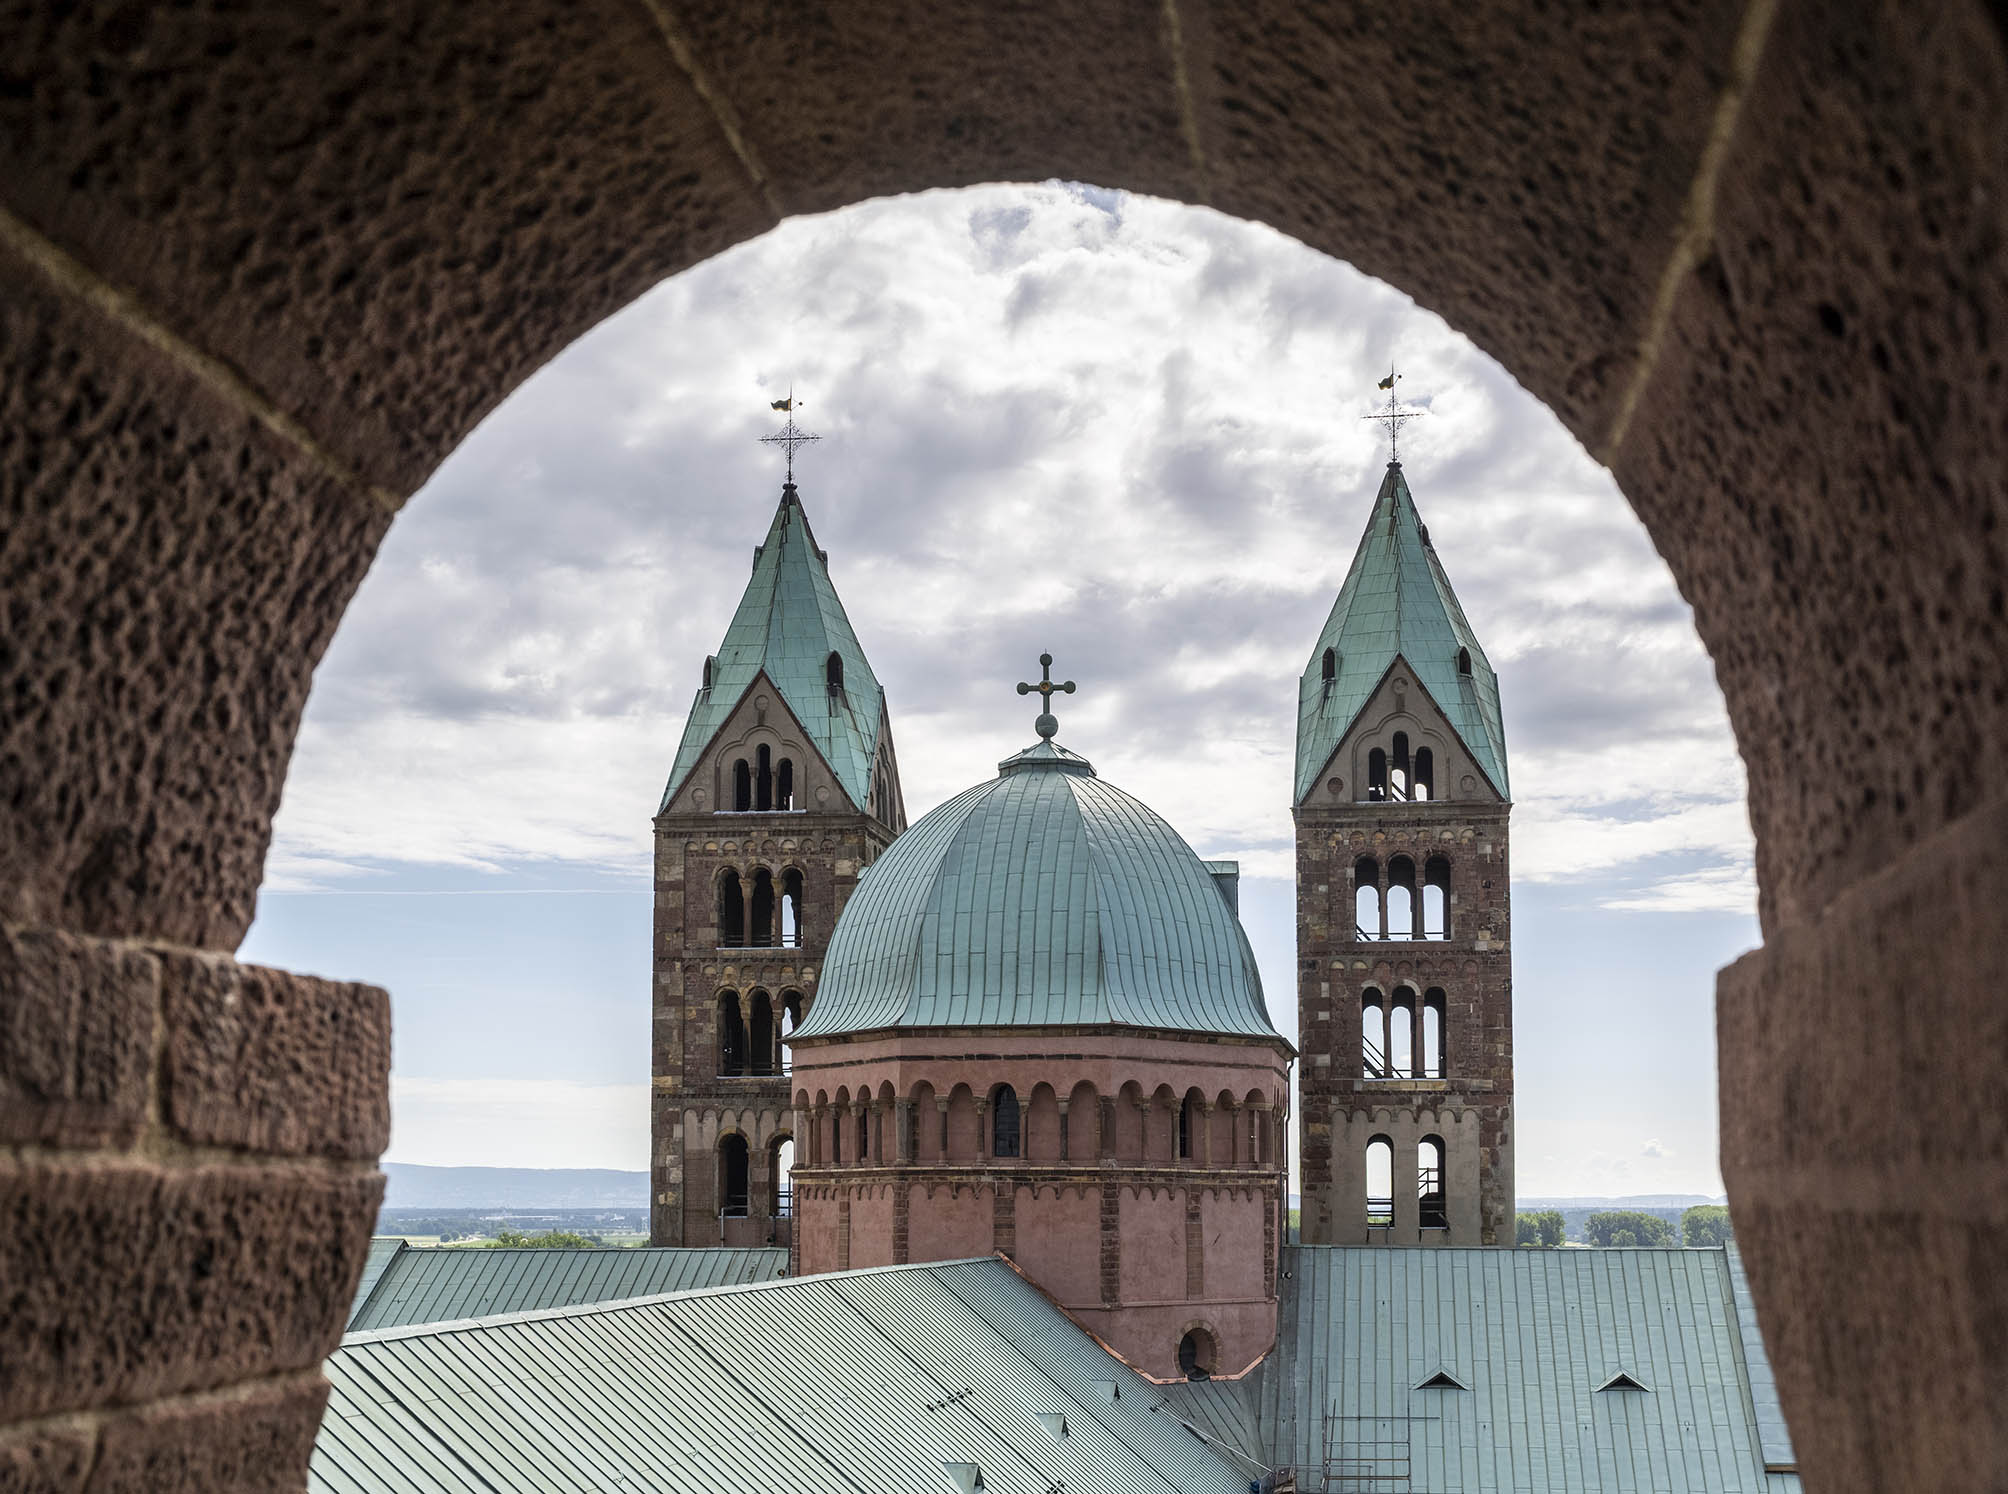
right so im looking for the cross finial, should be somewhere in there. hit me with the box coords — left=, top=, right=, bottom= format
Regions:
left=1364, top=367, right=1426, bottom=464
left=1014, top=652, right=1076, bottom=740
left=758, top=390, right=821, bottom=484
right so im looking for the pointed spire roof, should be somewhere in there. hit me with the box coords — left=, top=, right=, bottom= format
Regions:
left=659, top=484, right=888, bottom=813
left=1295, top=463, right=1509, bottom=802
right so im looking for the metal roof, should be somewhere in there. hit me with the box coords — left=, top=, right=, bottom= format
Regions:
left=312, top=1257, right=1254, bottom=1493
left=1161, top=1245, right=1799, bottom=1492
left=1725, top=1243, right=1798, bottom=1470
left=345, top=1243, right=786, bottom=1332
left=1295, top=462, right=1510, bottom=802
left=795, top=740, right=1282, bottom=1041
left=347, top=1238, right=409, bottom=1329
left=659, top=483, right=887, bottom=813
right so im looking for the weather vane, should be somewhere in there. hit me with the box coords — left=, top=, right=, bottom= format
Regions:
left=759, top=390, right=820, bottom=484
left=1365, top=366, right=1426, bottom=464
left=1015, top=652, right=1076, bottom=740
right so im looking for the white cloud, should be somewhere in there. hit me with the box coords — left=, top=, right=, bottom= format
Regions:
left=387, top=1078, right=649, bottom=1170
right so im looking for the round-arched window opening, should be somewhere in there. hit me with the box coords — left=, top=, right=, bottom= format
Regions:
left=826, top=651, right=844, bottom=690
left=1178, top=1329, right=1215, bottom=1381
left=992, top=1084, right=1022, bottom=1158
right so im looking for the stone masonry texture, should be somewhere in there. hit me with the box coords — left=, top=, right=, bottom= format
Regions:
left=0, top=0, right=2004, bottom=1485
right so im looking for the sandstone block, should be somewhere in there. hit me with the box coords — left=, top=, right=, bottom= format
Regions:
left=0, top=924, right=155, bottom=1148
left=159, top=953, right=390, bottom=1161
left=0, top=1426, right=92, bottom=1494
left=86, top=1378, right=329, bottom=1494
left=0, top=1163, right=380, bottom=1420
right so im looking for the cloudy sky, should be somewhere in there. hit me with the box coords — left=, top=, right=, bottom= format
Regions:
left=239, top=182, right=1754, bottom=1201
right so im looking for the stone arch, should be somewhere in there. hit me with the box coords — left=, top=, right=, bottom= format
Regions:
left=1067, top=1080, right=1101, bottom=1159
left=4, top=7, right=2002, bottom=1481
left=1024, top=1082, right=1062, bottom=1162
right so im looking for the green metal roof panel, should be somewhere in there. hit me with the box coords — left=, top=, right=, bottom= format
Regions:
left=345, top=1245, right=787, bottom=1332
left=795, top=743, right=1281, bottom=1041
left=311, top=1258, right=1254, bottom=1493
left=1726, top=1242, right=1798, bottom=1470
left=659, top=484, right=887, bottom=812
left=346, top=1237, right=408, bottom=1329
left=1161, top=1245, right=1798, bottom=1493
left=1296, top=463, right=1510, bottom=802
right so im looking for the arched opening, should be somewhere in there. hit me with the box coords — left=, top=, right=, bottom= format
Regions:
left=1353, top=856, right=1381, bottom=940
left=749, top=867, right=775, bottom=946
left=856, top=1103, right=869, bottom=1163
left=780, top=868, right=804, bottom=947
left=716, top=991, right=747, bottom=1076
left=911, top=1082, right=939, bottom=1163
left=1177, top=1328, right=1217, bottom=1381
left=732, top=758, right=752, bottom=812
left=769, top=1137, right=794, bottom=1231
left=1366, top=746, right=1389, bottom=801
left=701, top=656, right=715, bottom=690
left=10, top=27, right=1998, bottom=1478
left=1391, top=731, right=1411, bottom=800
left=826, top=651, right=844, bottom=691
left=1389, top=987, right=1417, bottom=1077
left=1418, top=1134, right=1448, bottom=1230
left=779, top=990, right=803, bottom=1075
left=755, top=744, right=773, bottom=812
left=1178, top=1092, right=1201, bottom=1161
left=1422, top=989, right=1446, bottom=1079
left=1361, top=989, right=1388, bottom=1078
left=1457, top=647, right=1472, bottom=676
left=1413, top=746, right=1434, bottom=801
left=831, top=1088, right=850, bottom=1165
left=1386, top=855, right=1416, bottom=939
left=1423, top=856, right=1451, bottom=938
left=748, top=990, right=775, bottom=1076
left=991, top=1084, right=1022, bottom=1159
left=717, top=869, right=745, bottom=947
left=776, top=758, right=795, bottom=811
left=1366, top=1136, right=1394, bottom=1229
left=719, top=1135, right=750, bottom=1219
left=1321, top=647, right=1336, bottom=685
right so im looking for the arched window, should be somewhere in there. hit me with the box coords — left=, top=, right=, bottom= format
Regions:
left=1457, top=647, right=1472, bottom=676
left=779, top=991, right=803, bottom=1076
left=1423, top=856, right=1451, bottom=938
left=780, top=869, right=804, bottom=947
left=1178, top=1094, right=1197, bottom=1160
left=1366, top=1136, right=1394, bottom=1228
left=702, top=655, right=715, bottom=690
left=717, top=992, right=747, bottom=1075
left=755, top=744, right=773, bottom=811
left=750, top=867, right=775, bottom=945
left=771, top=1137, right=794, bottom=1223
left=732, top=759, right=751, bottom=812
left=1386, top=856, right=1416, bottom=939
left=1413, top=747, right=1434, bottom=801
left=856, top=1106, right=870, bottom=1163
left=826, top=651, right=844, bottom=690
left=1392, top=732, right=1411, bottom=800
left=776, top=758, right=795, bottom=811
left=992, top=1085, right=1022, bottom=1158
left=1354, top=856, right=1381, bottom=940
left=1178, top=1329, right=1215, bottom=1380
left=1422, top=988, right=1447, bottom=1078
left=1321, top=647, right=1336, bottom=685
left=719, top=1135, right=750, bottom=1217
left=718, top=869, right=745, bottom=946
left=1419, top=1135, right=1448, bottom=1229
left=749, top=991, right=775, bottom=1076
left=1367, top=746, right=1389, bottom=801
left=1361, top=989, right=1387, bottom=1078
left=1389, top=987, right=1417, bottom=1076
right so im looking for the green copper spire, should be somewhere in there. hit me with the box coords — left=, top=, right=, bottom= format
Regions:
left=1295, top=462, right=1509, bottom=803
left=659, top=483, right=888, bottom=813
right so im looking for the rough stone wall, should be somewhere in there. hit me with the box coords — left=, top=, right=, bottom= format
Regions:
left=649, top=811, right=891, bottom=1245
left=1296, top=800, right=1513, bottom=1247
left=3, top=0, right=2005, bottom=1485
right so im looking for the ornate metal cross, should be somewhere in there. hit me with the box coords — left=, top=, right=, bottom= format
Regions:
left=1015, top=652, right=1076, bottom=740
left=1364, top=368, right=1426, bottom=464
left=758, top=400, right=821, bottom=484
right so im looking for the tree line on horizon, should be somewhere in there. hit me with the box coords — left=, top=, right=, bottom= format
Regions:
left=1516, top=1205, right=1731, bottom=1249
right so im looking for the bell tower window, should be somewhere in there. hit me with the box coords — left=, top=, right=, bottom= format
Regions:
left=756, top=745, right=773, bottom=811
left=992, top=1086, right=1022, bottom=1158
left=826, top=652, right=844, bottom=691
left=732, top=759, right=751, bottom=812
left=1321, top=647, right=1336, bottom=686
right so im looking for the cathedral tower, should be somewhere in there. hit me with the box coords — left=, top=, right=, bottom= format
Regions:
left=649, top=479, right=905, bottom=1246
left=1294, top=459, right=1514, bottom=1246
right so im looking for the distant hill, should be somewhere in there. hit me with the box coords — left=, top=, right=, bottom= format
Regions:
left=1519, top=1194, right=1724, bottom=1210
left=383, top=1163, right=648, bottom=1209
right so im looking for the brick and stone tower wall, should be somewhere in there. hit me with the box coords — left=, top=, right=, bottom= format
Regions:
left=648, top=482, right=905, bottom=1246
left=1293, top=461, right=1515, bottom=1247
